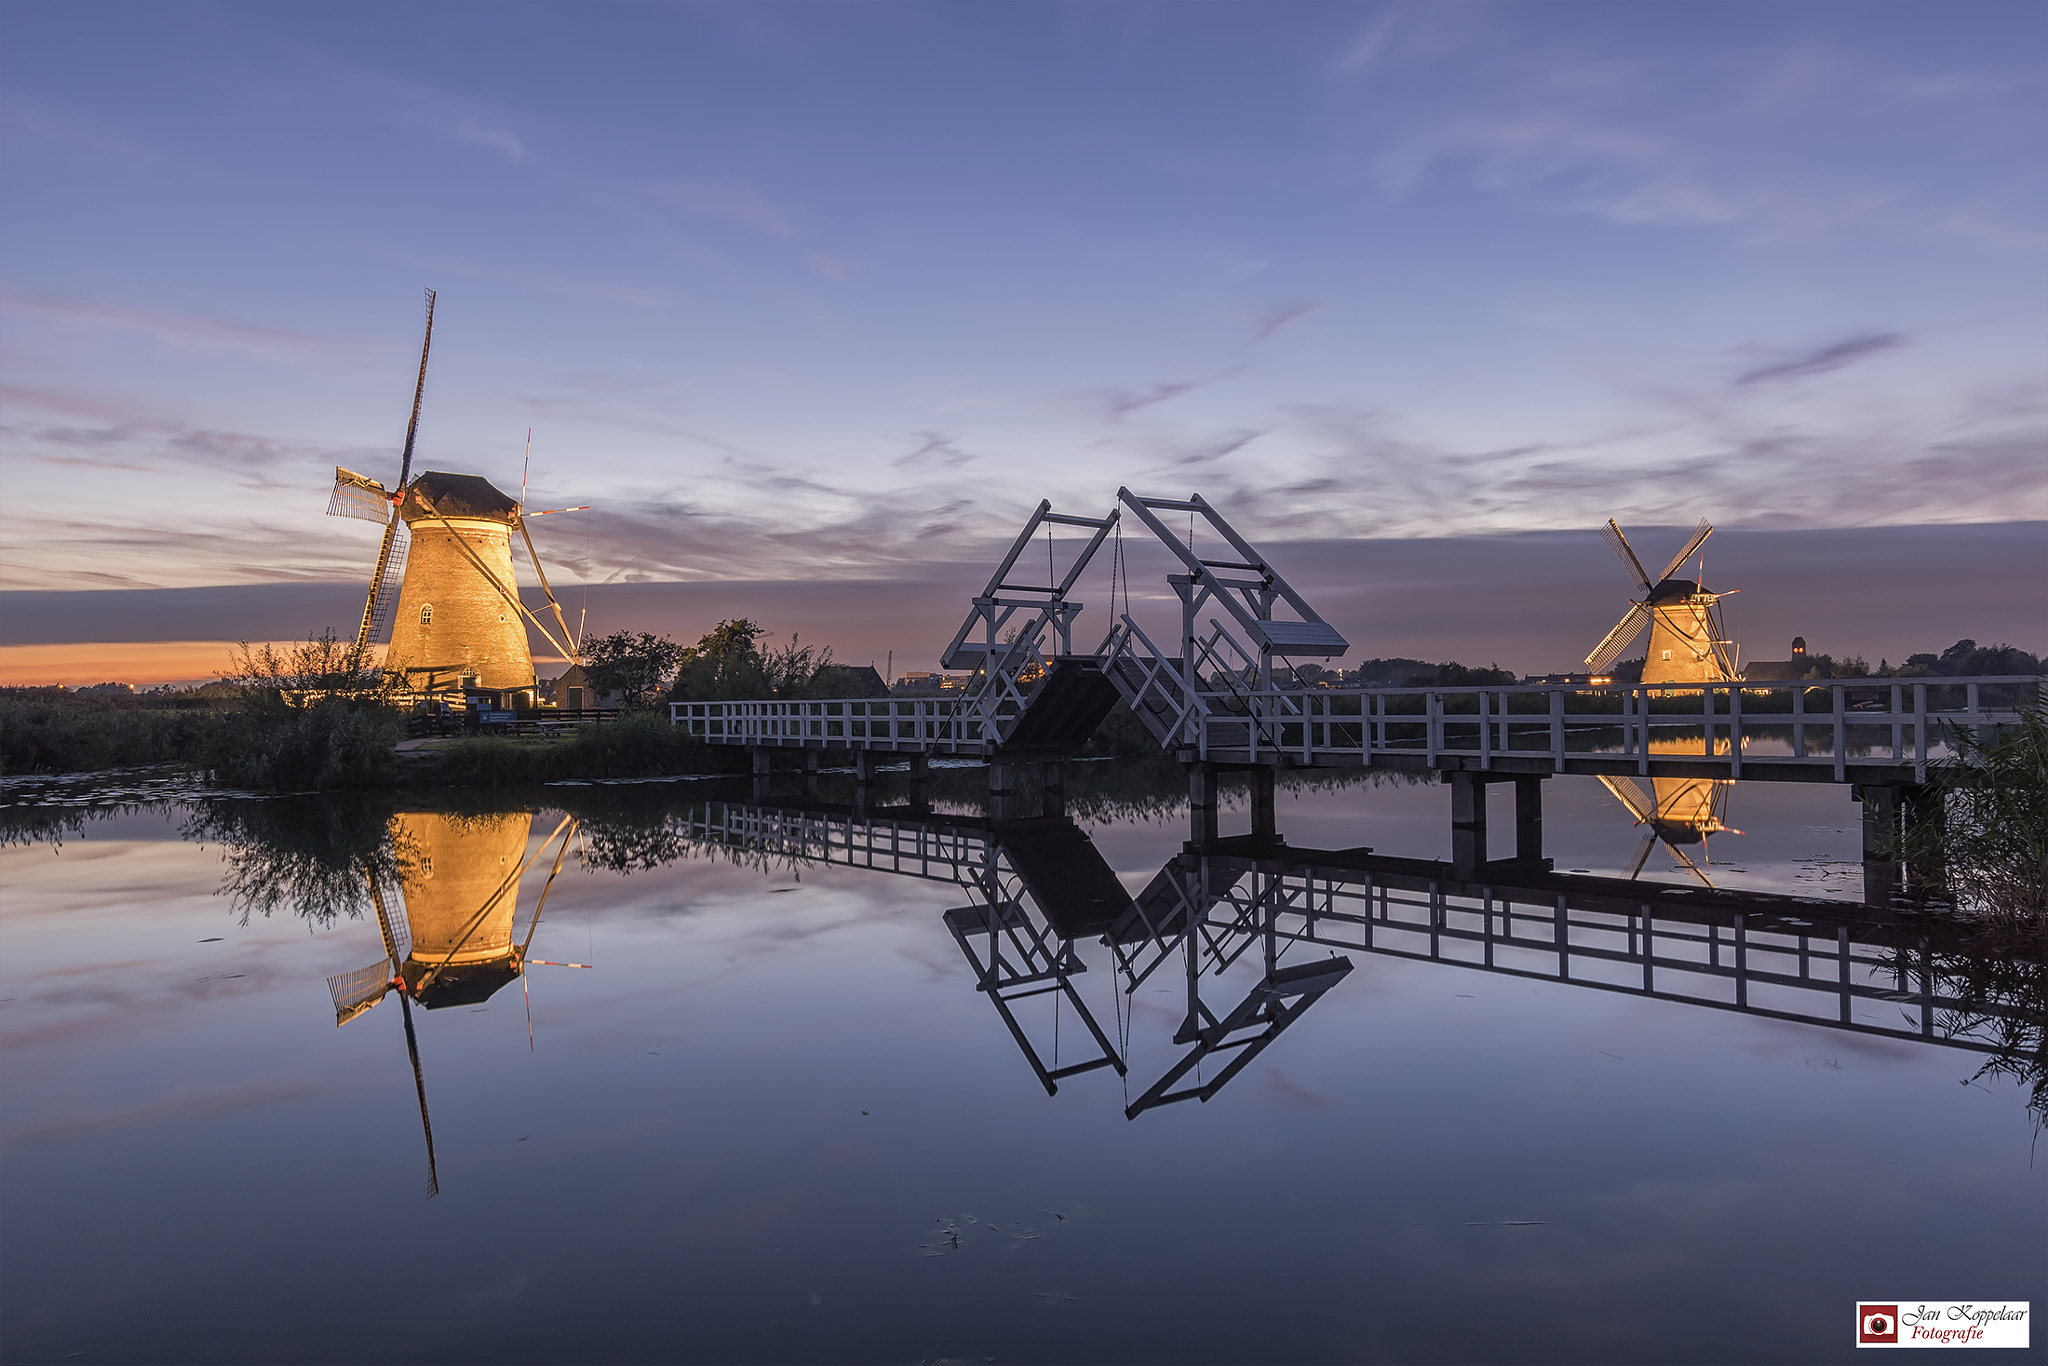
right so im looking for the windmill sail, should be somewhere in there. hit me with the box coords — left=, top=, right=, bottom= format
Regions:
left=1586, top=600, right=1652, bottom=672
left=1602, top=520, right=1652, bottom=591
left=1599, top=775, right=1658, bottom=826
left=328, top=961, right=395, bottom=1026
left=362, top=521, right=410, bottom=646
left=1653, top=519, right=1714, bottom=586
left=327, top=468, right=393, bottom=523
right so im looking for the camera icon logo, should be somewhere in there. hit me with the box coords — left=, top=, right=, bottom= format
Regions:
left=1859, top=1305, right=1900, bottom=1344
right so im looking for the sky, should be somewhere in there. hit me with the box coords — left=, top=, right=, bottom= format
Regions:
left=1, top=1, right=2044, bottom=681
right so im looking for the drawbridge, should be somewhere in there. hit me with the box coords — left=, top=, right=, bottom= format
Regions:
left=672, top=487, right=2038, bottom=786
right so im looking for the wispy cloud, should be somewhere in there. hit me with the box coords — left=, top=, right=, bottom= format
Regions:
left=892, top=431, right=977, bottom=471
left=1, top=293, right=341, bottom=354
left=1734, top=333, right=1906, bottom=386
left=645, top=178, right=799, bottom=237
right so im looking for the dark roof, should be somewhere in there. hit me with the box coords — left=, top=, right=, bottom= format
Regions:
left=1647, top=578, right=1701, bottom=604
left=404, top=471, right=520, bottom=522
left=406, top=959, right=521, bottom=1009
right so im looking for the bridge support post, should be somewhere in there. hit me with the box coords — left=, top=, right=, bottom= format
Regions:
left=802, top=748, right=820, bottom=796
left=908, top=753, right=931, bottom=812
left=1250, top=766, right=1277, bottom=839
left=1514, top=776, right=1545, bottom=864
left=1187, top=763, right=1219, bottom=846
left=1902, top=783, right=1947, bottom=899
left=988, top=761, right=1014, bottom=820
left=1043, top=761, right=1066, bottom=819
left=1855, top=783, right=1899, bottom=907
left=750, top=747, right=772, bottom=801
left=851, top=750, right=876, bottom=815
left=1449, top=770, right=1487, bottom=878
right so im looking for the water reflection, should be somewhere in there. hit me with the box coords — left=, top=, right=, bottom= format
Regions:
left=1597, top=774, right=1735, bottom=884
left=3, top=773, right=2038, bottom=1195
left=322, top=811, right=584, bottom=1194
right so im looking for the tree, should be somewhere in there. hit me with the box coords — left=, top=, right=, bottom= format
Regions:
left=668, top=620, right=837, bottom=701
left=582, top=630, right=686, bottom=708
left=669, top=619, right=768, bottom=701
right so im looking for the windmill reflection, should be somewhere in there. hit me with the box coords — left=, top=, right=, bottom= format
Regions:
left=1598, top=773, right=1736, bottom=885
left=324, top=811, right=584, bottom=1195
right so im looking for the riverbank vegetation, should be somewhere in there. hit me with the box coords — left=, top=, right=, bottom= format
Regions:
left=1902, top=697, right=2048, bottom=940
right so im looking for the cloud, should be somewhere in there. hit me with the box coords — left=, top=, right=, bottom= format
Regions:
left=390, top=87, right=525, bottom=161
left=1108, top=365, right=1245, bottom=420
left=1252, top=302, right=1320, bottom=344
left=804, top=250, right=866, bottom=282
left=646, top=178, right=799, bottom=237
left=1, top=293, right=339, bottom=354
left=892, top=431, right=977, bottom=471
left=1734, top=332, right=1906, bottom=386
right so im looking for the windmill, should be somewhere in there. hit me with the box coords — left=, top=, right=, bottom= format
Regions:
left=325, top=290, right=587, bottom=699
left=1597, top=774, right=1737, bottom=887
left=324, top=811, right=588, bottom=1196
left=1584, top=518, right=1738, bottom=686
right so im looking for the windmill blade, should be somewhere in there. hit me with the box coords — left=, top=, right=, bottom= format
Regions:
left=1653, top=518, right=1714, bottom=586
left=1625, top=829, right=1657, bottom=880
left=1585, top=600, right=1652, bottom=672
left=1602, top=519, right=1653, bottom=592
left=366, top=862, right=411, bottom=964
left=1599, top=774, right=1658, bottom=826
left=1664, top=838, right=1715, bottom=889
left=327, top=467, right=393, bottom=523
left=328, top=961, right=395, bottom=1027
left=353, top=515, right=411, bottom=652
left=395, top=288, right=436, bottom=492
left=397, top=991, right=439, bottom=1198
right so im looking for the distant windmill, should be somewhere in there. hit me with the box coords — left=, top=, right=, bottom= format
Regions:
left=1584, top=518, right=1738, bottom=686
left=325, top=812, right=588, bottom=1196
left=326, top=289, right=588, bottom=698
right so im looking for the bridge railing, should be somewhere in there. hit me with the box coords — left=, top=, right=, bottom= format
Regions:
left=1180, top=674, right=2042, bottom=777
left=669, top=673, right=2040, bottom=777
left=669, top=696, right=984, bottom=751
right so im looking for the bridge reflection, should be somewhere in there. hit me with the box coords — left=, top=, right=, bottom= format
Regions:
left=671, top=795, right=2039, bottom=1121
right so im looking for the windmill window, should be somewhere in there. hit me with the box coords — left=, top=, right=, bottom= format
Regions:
left=1661, top=649, right=1672, bottom=660
left=420, top=604, right=434, bottom=625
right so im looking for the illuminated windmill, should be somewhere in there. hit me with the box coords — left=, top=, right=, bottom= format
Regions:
left=1597, top=774, right=1737, bottom=887
left=1584, top=518, right=1738, bottom=686
left=325, top=290, right=587, bottom=697
left=324, top=811, right=587, bottom=1195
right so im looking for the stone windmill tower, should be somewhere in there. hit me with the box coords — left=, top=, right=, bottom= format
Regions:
left=326, top=291, right=584, bottom=699
left=1584, top=518, right=1738, bottom=686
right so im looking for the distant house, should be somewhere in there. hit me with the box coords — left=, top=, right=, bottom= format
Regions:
left=1743, top=636, right=1811, bottom=681
left=540, top=664, right=622, bottom=710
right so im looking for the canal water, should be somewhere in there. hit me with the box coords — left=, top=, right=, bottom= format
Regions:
left=1, top=765, right=2040, bottom=1364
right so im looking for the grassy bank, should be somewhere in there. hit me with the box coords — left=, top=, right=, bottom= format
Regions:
left=429, top=710, right=747, bottom=786
left=1, top=686, right=403, bottom=792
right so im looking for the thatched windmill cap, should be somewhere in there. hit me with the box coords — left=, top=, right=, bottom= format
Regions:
left=402, top=471, right=520, bottom=523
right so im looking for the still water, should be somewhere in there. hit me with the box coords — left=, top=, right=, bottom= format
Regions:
left=2, top=764, right=2041, bottom=1365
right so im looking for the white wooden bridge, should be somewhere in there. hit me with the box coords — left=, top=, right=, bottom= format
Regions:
left=673, top=488, right=2037, bottom=786
left=672, top=488, right=2036, bottom=895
